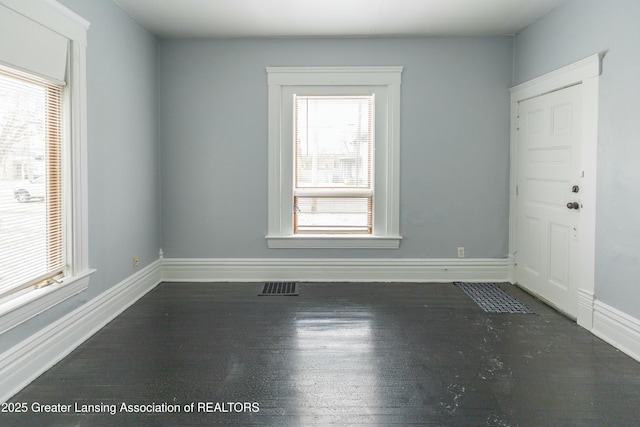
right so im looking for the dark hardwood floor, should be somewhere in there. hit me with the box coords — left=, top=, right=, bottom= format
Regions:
left=2, top=282, right=640, bottom=426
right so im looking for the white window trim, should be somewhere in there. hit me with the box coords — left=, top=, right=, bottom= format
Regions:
left=0, top=0, right=94, bottom=334
left=266, top=66, right=403, bottom=249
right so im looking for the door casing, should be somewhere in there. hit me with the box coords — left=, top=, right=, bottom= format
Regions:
left=509, top=54, right=601, bottom=329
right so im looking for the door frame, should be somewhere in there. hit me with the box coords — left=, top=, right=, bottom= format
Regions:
left=509, top=54, right=602, bottom=329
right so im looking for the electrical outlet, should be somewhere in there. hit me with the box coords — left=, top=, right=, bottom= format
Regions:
left=457, top=247, right=465, bottom=258
left=133, top=256, right=139, bottom=268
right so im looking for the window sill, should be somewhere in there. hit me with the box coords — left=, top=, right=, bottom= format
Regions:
left=266, top=235, right=402, bottom=249
left=0, top=269, right=95, bottom=335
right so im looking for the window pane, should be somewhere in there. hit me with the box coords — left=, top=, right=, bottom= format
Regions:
left=295, top=96, right=373, bottom=189
left=294, top=196, right=372, bottom=234
left=0, top=67, right=64, bottom=297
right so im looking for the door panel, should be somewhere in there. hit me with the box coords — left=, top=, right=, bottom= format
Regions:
left=516, top=84, right=582, bottom=318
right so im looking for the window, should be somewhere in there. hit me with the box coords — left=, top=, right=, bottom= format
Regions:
left=267, top=67, right=402, bottom=249
left=0, top=66, right=64, bottom=298
left=0, top=0, right=91, bottom=332
left=294, top=95, right=373, bottom=234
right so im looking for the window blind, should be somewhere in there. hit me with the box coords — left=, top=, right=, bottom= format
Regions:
left=0, top=65, right=65, bottom=299
left=293, top=95, right=374, bottom=234
left=0, top=4, right=69, bottom=84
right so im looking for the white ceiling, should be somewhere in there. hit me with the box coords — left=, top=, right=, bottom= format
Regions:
left=112, top=0, right=569, bottom=39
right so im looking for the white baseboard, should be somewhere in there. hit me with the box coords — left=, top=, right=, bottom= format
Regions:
left=0, top=260, right=162, bottom=403
left=162, top=257, right=510, bottom=283
left=577, top=288, right=595, bottom=330
left=591, top=300, right=640, bottom=363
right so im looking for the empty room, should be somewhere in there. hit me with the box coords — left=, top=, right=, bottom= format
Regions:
left=1, top=0, right=639, bottom=425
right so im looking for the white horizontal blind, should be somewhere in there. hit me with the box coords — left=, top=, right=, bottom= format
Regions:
left=0, top=65, right=65, bottom=298
left=294, top=95, right=374, bottom=234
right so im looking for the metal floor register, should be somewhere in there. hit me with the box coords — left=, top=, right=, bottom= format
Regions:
left=454, top=282, right=533, bottom=314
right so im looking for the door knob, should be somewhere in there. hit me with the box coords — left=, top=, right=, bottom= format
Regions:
left=572, top=185, right=580, bottom=193
left=567, top=202, right=580, bottom=210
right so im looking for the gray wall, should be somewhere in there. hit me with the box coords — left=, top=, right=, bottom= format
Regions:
left=159, top=37, right=513, bottom=259
left=0, top=0, right=160, bottom=350
left=514, top=0, right=640, bottom=319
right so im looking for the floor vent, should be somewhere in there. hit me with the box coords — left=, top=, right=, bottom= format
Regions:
left=454, top=282, right=533, bottom=314
left=259, top=282, right=298, bottom=296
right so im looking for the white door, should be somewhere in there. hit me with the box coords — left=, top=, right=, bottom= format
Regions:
left=516, top=84, right=582, bottom=318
